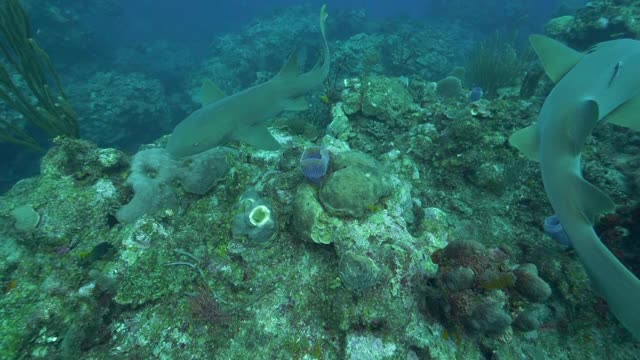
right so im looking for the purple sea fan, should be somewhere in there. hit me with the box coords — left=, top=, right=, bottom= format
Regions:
left=300, top=146, right=330, bottom=184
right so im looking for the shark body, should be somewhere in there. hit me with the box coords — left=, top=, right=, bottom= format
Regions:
left=166, top=5, right=330, bottom=158
left=510, top=35, right=640, bottom=338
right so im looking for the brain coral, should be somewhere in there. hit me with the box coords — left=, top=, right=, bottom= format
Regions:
left=319, top=151, right=392, bottom=218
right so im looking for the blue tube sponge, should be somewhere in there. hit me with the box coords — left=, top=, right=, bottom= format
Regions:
left=543, top=215, right=572, bottom=247
left=300, top=146, right=330, bottom=184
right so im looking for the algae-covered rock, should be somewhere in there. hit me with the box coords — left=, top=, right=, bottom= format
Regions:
left=514, top=263, right=552, bottom=303
left=514, top=304, right=551, bottom=332
left=180, top=147, right=237, bottom=195
left=542, top=0, right=640, bottom=49
left=41, top=137, right=128, bottom=183
left=468, top=162, right=504, bottom=194
left=361, top=76, right=413, bottom=124
left=339, top=250, right=381, bottom=292
left=68, top=71, right=173, bottom=147
left=464, top=297, right=513, bottom=335
left=544, top=15, right=575, bottom=38
left=115, top=218, right=178, bottom=305
left=328, top=103, right=355, bottom=141
left=407, top=123, right=439, bottom=161
left=469, top=99, right=492, bottom=118
left=10, top=205, right=40, bottom=231
left=345, top=333, right=396, bottom=360
left=117, top=147, right=236, bottom=223
left=428, top=239, right=556, bottom=338
left=440, top=266, right=475, bottom=291
left=292, top=184, right=335, bottom=244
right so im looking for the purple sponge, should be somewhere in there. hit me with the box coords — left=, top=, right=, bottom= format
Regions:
left=300, top=146, right=329, bottom=184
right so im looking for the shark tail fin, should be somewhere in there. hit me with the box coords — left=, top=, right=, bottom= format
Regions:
left=573, top=225, right=640, bottom=339
left=530, top=35, right=583, bottom=83
left=320, top=4, right=328, bottom=40
left=317, top=4, right=330, bottom=80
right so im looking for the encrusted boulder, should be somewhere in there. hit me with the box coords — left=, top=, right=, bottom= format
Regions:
left=292, top=184, right=337, bottom=245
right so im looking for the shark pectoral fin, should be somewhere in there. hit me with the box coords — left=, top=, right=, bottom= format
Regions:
left=200, top=79, right=226, bottom=106
left=234, top=125, right=281, bottom=150
left=572, top=174, right=615, bottom=224
left=604, top=93, right=640, bottom=131
left=508, top=124, right=539, bottom=161
left=283, top=96, right=309, bottom=111
left=529, top=35, right=583, bottom=83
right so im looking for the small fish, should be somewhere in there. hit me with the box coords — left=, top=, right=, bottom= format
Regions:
left=608, top=61, right=623, bottom=87
left=4, top=279, right=17, bottom=293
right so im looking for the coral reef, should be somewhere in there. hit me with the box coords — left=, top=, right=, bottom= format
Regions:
left=544, top=0, right=640, bottom=49
left=232, top=189, right=278, bottom=245
left=116, top=146, right=236, bottom=223
left=21, top=0, right=116, bottom=62
left=67, top=71, right=174, bottom=149
left=0, top=2, right=639, bottom=359
left=0, top=0, right=78, bottom=151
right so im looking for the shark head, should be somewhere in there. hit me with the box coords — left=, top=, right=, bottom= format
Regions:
left=509, top=35, right=640, bottom=339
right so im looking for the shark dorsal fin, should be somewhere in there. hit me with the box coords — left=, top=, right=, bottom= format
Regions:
left=276, top=48, right=300, bottom=79
left=200, top=79, right=226, bottom=106
left=529, top=35, right=583, bottom=83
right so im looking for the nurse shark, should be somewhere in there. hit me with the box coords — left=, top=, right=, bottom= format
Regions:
left=166, top=5, right=330, bottom=158
left=510, top=35, right=640, bottom=338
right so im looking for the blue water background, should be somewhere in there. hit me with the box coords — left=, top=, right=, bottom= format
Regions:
left=111, top=0, right=567, bottom=44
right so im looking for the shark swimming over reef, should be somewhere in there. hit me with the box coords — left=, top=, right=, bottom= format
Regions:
left=509, top=35, right=640, bottom=338
left=166, top=5, right=330, bottom=158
